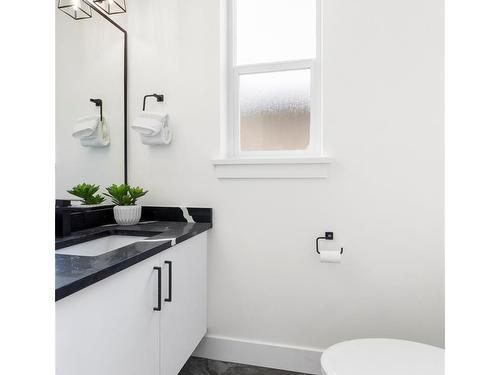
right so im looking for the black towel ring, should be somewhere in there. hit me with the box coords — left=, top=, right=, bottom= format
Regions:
left=316, top=232, right=344, bottom=255
left=143, top=94, right=164, bottom=111
left=90, top=98, right=103, bottom=121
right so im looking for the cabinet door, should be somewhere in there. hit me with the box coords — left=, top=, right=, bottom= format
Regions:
left=56, top=254, right=162, bottom=375
left=160, top=232, right=207, bottom=375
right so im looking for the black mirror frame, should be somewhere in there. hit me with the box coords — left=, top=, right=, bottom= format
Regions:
left=62, top=2, right=129, bottom=184
left=91, top=3, right=128, bottom=184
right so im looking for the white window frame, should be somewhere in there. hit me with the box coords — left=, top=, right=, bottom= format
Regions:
left=227, top=0, right=323, bottom=159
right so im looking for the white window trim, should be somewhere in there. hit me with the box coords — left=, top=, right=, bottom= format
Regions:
left=212, top=156, right=333, bottom=179
left=225, top=0, right=324, bottom=160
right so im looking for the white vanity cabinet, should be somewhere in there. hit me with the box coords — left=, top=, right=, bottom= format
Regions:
left=160, top=232, right=207, bottom=375
left=56, top=253, right=162, bottom=375
left=56, top=232, right=207, bottom=375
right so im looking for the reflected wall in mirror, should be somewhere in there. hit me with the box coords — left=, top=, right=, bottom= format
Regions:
left=56, top=4, right=126, bottom=201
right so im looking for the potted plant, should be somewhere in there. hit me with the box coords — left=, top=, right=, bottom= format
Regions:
left=104, top=184, right=148, bottom=225
left=67, top=183, right=106, bottom=207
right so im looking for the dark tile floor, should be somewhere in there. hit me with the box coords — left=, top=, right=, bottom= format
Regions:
left=180, top=357, right=310, bottom=375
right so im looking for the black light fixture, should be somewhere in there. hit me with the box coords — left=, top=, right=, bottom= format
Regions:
left=58, top=0, right=92, bottom=20
left=93, top=0, right=127, bottom=15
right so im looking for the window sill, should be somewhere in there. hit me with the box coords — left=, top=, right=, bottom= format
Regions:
left=212, top=157, right=333, bottom=179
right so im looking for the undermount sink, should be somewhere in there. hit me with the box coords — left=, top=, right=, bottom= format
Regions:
left=56, top=235, right=148, bottom=257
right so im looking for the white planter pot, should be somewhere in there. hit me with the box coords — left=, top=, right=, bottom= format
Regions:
left=113, top=205, right=142, bottom=226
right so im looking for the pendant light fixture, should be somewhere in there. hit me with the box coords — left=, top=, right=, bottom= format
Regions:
left=93, top=0, right=127, bottom=15
left=58, top=0, right=92, bottom=20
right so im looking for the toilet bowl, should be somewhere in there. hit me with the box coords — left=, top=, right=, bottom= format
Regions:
left=321, top=338, right=444, bottom=375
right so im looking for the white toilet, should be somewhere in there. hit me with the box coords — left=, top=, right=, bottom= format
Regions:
left=321, top=338, right=444, bottom=375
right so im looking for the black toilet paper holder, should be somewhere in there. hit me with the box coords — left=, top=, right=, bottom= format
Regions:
left=316, top=232, right=344, bottom=255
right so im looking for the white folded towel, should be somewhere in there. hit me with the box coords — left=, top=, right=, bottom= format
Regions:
left=132, top=111, right=167, bottom=136
left=141, top=117, right=172, bottom=145
left=72, top=115, right=100, bottom=138
left=80, top=118, right=110, bottom=148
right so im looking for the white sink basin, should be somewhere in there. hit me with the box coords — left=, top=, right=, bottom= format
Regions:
left=56, top=235, right=148, bottom=257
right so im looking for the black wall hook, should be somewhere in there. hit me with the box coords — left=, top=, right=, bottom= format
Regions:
left=316, top=232, right=344, bottom=255
left=90, top=98, right=103, bottom=121
left=143, top=94, right=164, bottom=111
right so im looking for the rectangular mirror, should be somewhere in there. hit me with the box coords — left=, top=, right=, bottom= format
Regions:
left=56, top=5, right=126, bottom=200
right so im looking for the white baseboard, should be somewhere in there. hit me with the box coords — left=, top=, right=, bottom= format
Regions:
left=193, top=335, right=323, bottom=375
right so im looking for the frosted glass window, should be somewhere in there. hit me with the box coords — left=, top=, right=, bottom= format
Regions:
left=239, top=69, right=311, bottom=151
left=228, top=0, right=321, bottom=156
left=236, top=0, right=317, bottom=65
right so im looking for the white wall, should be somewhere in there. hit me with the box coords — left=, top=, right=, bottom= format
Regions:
left=56, top=8, right=126, bottom=198
left=127, top=0, right=444, bottom=354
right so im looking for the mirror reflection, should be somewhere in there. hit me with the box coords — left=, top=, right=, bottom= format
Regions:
left=56, top=6, right=125, bottom=201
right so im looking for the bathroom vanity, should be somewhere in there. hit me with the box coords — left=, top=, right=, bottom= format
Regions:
left=55, top=208, right=212, bottom=375
left=54, top=5, right=213, bottom=374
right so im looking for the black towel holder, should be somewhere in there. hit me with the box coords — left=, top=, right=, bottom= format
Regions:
left=90, top=98, right=103, bottom=121
left=143, top=94, right=164, bottom=111
left=316, top=232, right=344, bottom=255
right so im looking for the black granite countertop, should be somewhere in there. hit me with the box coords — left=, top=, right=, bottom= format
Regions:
left=55, top=221, right=211, bottom=301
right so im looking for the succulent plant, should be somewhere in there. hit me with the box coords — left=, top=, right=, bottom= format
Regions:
left=67, top=183, right=106, bottom=205
left=104, top=184, right=148, bottom=206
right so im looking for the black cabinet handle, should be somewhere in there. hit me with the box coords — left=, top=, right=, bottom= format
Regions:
left=164, top=261, right=172, bottom=302
left=153, top=267, right=162, bottom=311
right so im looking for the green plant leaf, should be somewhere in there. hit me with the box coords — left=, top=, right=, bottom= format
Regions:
left=67, top=183, right=105, bottom=205
left=129, top=186, right=148, bottom=205
left=104, top=184, right=148, bottom=206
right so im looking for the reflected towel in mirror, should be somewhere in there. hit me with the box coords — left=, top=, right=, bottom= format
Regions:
left=80, top=118, right=110, bottom=147
left=72, top=115, right=100, bottom=138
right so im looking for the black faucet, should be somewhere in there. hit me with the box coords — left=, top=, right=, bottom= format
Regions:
left=55, top=202, right=72, bottom=237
